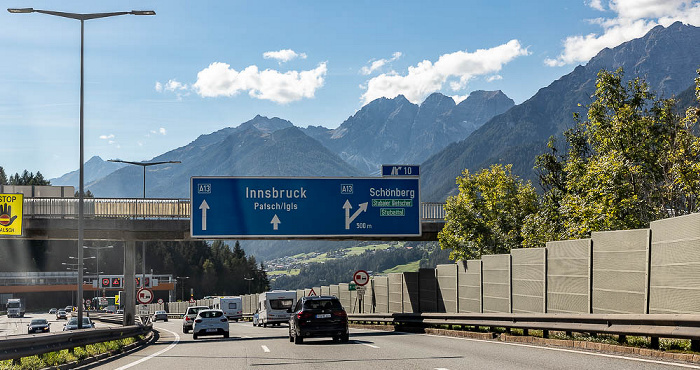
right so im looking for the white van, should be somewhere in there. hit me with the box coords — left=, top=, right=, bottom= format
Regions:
left=212, top=296, right=242, bottom=321
left=256, top=290, right=296, bottom=327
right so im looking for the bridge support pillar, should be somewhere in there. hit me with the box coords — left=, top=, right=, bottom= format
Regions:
left=123, top=240, right=136, bottom=326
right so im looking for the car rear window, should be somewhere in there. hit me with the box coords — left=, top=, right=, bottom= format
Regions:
left=199, top=310, right=223, bottom=318
left=303, top=299, right=343, bottom=310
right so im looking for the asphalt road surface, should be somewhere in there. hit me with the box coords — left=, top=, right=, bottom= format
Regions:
left=0, top=312, right=115, bottom=337
left=87, top=319, right=700, bottom=370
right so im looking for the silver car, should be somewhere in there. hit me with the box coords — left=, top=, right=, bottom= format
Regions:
left=192, top=309, right=229, bottom=339
left=63, top=317, right=95, bottom=331
left=152, top=310, right=168, bottom=322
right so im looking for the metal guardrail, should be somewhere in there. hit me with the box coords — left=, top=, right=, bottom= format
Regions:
left=0, top=324, right=150, bottom=361
left=22, top=198, right=447, bottom=221
left=347, top=312, right=700, bottom=349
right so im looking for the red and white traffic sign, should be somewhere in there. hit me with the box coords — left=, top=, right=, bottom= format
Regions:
left=189, top=298, right=196, bottom=304
left=137, top=288, right=154, bottom=305
left=157, top=298, right=164, bottom=304
left=353, top=270, right=370, bottom=286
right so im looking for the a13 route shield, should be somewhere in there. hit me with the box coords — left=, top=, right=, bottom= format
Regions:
left=190, top=177, right=420, bottom=238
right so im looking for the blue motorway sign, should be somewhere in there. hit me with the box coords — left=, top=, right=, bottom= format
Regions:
left=190, top=177, right=420, bottom=238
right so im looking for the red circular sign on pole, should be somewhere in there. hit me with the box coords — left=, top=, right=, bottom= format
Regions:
left=137, top=288, right=154, bottom=305
left=353, top=270, right=370, bottom=286
left=189, top=298, right=195, bottom=304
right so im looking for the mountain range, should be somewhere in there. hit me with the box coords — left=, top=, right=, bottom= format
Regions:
left=49, top=22, right=700, bottom=240
left=420, top=21, right=700, bottom=200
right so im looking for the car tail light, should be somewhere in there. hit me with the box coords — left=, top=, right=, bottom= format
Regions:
left=221, top=318, right=228, bottom=322
left=185, top=316, right=191, bottom=322
left=332, top=310, right=347, bottom=317
left=194, top=319, right=202, bottom=323
left=296, top=311, right=313, bottom=320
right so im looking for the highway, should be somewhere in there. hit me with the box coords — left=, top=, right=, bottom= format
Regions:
left=89, top=320, right=698, bottom=370
left=0, top=312, right=118, bottom=337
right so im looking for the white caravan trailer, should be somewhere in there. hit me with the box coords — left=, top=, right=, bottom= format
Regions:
left=256, top=290, right=296, bottom=327
left=212, top=296, right=242, bottom=321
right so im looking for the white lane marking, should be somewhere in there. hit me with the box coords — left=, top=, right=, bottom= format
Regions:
left=115, top=327, right=180, bottom=370
left=422, top=334, right=700, bottom=369
left=242, top=335, right=253, bottom=338
left=361, top=343, right=380, bottom=349
left=261, top=345, right=271, bottom=353
left=435, top=368, right=450, bottom=370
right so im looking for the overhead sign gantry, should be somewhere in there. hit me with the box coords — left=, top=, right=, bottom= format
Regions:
left=190, top=176, right=420, bottom=238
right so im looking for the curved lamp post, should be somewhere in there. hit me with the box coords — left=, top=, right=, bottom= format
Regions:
left=8, top=7, right=155, bottom=328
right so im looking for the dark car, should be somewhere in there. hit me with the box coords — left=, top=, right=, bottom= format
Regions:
left=27, top=319, right=50, bottom=334
left=288, top=296, right=348, bottom=344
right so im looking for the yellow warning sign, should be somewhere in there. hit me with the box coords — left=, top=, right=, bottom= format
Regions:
left=0, top=193, right=23, bottom=236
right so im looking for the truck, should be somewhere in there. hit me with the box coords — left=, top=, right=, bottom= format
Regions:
left=6, top=298, right=25, bottom=318
left=256, top=290, right=296, bottom=327
left=212, top=296, right=242, bottom=321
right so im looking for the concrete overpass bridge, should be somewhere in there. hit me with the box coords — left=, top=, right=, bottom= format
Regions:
left=4, top=197, right=445, bottom=324
left=17, top=198, right=446, bottom=241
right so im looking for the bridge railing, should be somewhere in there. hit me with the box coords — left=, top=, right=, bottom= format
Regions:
left=23, top=198, right=445, bottom=221
left=23, top=198, right=191, bottom=219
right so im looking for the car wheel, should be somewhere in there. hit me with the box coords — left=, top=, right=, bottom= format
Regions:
left=192, top=333, right=197, bottom=339
left=294, top=334, right=303, bottom=344
left=223, top=332, right=229, bottom=338
left=263, top=322, right=267, bottom=328
left=341, top=333, right=349, bottom=342
left=289, top=334, right=294, bottom=342
left=183, top=328, right=189, bottom=334
left=165, top=319, right=168, bottom=322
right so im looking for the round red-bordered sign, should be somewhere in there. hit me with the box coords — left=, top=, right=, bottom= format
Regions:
left=137, top=288, right=153, bottom=304
left=353, top=270, right=370, bottom=286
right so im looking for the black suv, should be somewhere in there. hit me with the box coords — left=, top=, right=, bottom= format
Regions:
left=288, top=296, right=349, bottom=344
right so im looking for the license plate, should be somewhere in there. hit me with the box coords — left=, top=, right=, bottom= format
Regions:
left=316, top=313, right=331, bottom=319
left=206, top=328, right=218, bottom=332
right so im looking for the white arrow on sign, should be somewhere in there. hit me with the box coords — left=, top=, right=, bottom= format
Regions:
left=343, top=200, right=368, bottom=229
left=271, top=214, right=281, bottom=230
left=199, top=200, right=210, bottom=231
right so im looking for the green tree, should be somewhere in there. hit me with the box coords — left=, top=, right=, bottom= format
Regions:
left=0, top=166, right=7, bottom=185
left=438, top=164, right=538, bottom=260
left=523, top=68, right=700, bottom=245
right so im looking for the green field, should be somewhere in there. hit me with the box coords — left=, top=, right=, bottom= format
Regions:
left=268, top=242, right=404, bottom=278
left=382, top=260, right=420, bottom=274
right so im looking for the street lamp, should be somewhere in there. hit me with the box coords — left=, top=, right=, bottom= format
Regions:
left=107, top=160, right=181, bottom=284
left=244, top=277, right=254, bottom=294
left=9, top=7, right=155, bottom=328
left=83, top=245, right=113, bottom=298
left=176, top=276, right=190, bottom=301
left=107, top=160, right=182, bottom=199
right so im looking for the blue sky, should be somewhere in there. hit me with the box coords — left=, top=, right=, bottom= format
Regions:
left=1, top=0, right=699, bottom=178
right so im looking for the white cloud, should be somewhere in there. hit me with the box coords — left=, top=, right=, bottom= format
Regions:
left=486, top=75, right=503, bottom=82
left=587, top=0, right=606, bottom=11
left=360, top=40, right=529, bottom=105
left=546, top=0, right=700, bottom=66
left=99, top=134, right=115, bottom=140
left=193, top=62, right=328, bottom=104
left=360, top=52, right=402, bottom=75
left=263, top=49, right=308, bottom=63
left=159, top=127, right=167, bottom=135
left=155, top=79, right=190, bottom=100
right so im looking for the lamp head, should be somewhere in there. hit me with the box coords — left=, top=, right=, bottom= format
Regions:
left=8, top=8, right=34, bottom=13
